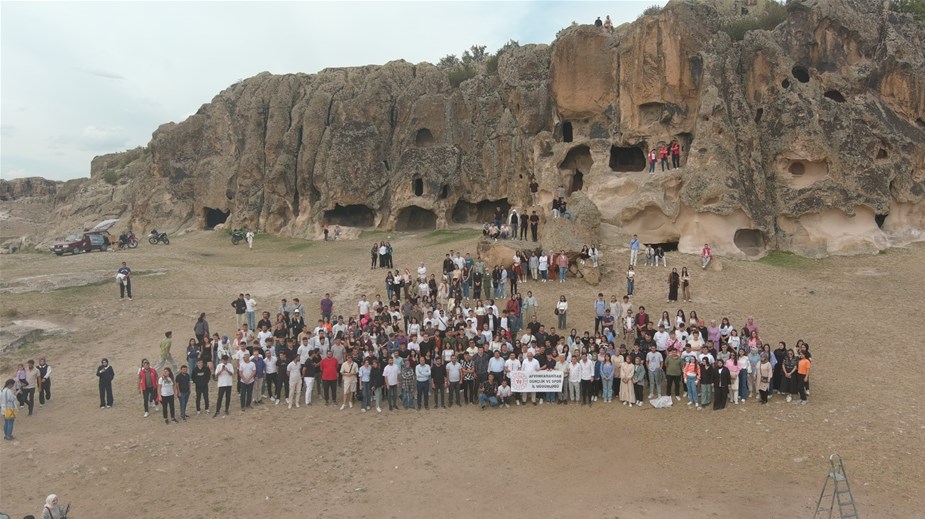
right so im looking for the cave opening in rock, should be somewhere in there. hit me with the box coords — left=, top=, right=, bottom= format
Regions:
left=439, top=184, right=449, bottom=199
left=452, top=198, right=511, bottom=224
left=754, top=108, right=764, bottom=124
left=649, top=241, right=679, bottom=252
left=609, top=145, right=647, bottom=172
left=203, top=207, right=230, bottom=229
left=781, top=78, right=791, bottom=89
left=792, top=65, right=810, bottom=83
left=413, top=176, right=424, bottom=196
left=562, top=121, right=573, bottom=143
left=788, top=162, right=806, bottom=176
left=877, top=148, right=888, bottom=160
left=323, top=204, right=376, bottom=227
left=415, top=128, right=434, bottom=147
left=875, top=213, right=887, bottom=229
left=570, top=171, right=584, bottom=194
left=824, top=90, right=846, bottom=103
left=916, top=118, right=925, bottom=129
left=395, top=206, right=437, bottom=231
left=733, top=229, right=766, bottom=257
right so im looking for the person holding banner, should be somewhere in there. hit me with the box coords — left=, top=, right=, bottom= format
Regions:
left=521, top=351, right=541, bottom=405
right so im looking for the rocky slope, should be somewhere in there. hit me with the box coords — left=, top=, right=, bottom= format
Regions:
left=5, top=0, right=924, bottom=258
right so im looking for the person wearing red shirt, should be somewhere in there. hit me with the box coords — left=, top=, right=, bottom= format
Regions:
left=659, top=145, right=671, bottom=171
left=319, top=350, right=339, bottom=405
left=701, top=243, right=713, bottom=269
left=670, top=140, right=682, bottom=168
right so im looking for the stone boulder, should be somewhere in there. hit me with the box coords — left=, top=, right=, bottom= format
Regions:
left=476, top=239, right=519, bottom=268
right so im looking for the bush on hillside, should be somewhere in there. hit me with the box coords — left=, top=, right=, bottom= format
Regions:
left=720, top=1, right=788, bottom=41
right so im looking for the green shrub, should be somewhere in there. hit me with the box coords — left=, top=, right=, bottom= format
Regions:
left=720, top=1, right=788, bottom=41
left=643, top=5, right=662, bottom=16
left=102, top=170, right=119, bottom=185
left=892, top=0, right=925, bottom=21
left=448, top=65, right=477, bottom=87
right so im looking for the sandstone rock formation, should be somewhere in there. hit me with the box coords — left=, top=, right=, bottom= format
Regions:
left=6, top=0, right=923, bottom=258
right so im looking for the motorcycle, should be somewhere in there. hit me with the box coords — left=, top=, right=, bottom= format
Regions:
left=148, top=229, right=170, bottom=245
left=230, top=229, right=246, bottom=245
left=118, top=231, right=138, bottom=249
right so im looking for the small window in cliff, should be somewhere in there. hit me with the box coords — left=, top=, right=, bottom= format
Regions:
left=754, top=108, right=764, bottom=124
left=875, top=213, right=887, bottom=229
left=781, top=78, right=791, bottom=89
left=395, top=206, right=437, bottom=231
left=791, top=65, right=810, bottom=83
left=439, top=184, right=449, bottom=199
left=876, top=148, right=888, bottom=160
left=562, top=121, right=573, bottom=143
left=203, top=208, right=229, bottom=230
left=413, top=176, right=424, bottom=196
left=415, top=128, right=434, bottom=147
left=323, top=204, right=376, bottom=227
left=609, top=146, right=646, bottom=172
left=824, top=90, right=846, bottom=103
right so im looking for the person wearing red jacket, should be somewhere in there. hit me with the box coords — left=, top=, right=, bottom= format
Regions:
left=319, top=350, right=339, bottom=405
left=659, top=145, right=671, bottom=171
left=670, top=140, right=682, bottom=168
left=648, top=149, right=657, bottom=173
left=137, top=359, right=159, bottom=417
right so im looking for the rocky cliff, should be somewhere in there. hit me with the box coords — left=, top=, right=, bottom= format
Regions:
left=13, top=0, right=925, bottom=258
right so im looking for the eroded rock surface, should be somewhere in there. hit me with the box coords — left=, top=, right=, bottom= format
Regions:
left=3, top=0, right=923, bottom=258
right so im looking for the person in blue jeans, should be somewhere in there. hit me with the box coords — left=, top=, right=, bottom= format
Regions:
left=1, top=379, right=19, bottom=440
left=478, top=374, right=499, bottom=408
left=415, top=357, right=431, bottom=410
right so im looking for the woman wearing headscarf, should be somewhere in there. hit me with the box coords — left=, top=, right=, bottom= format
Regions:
left=96, top=358, right=115, bottom=408
left=756, top=352, right=773, bottom=404
left=42, top=494, right=68, bottom=519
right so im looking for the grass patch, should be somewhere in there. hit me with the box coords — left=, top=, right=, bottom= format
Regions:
left=1, top=307, right=20, bottom=318
left=360, top=230, right=391, bottom=240
left=285, top=241, right=314, bottom=252
left=758, top=250, right=814, bottom=268
left=427, top=229, right=482, bottom=246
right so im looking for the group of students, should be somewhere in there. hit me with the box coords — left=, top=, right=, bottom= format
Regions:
left=647, top=140, right=683, bottom=173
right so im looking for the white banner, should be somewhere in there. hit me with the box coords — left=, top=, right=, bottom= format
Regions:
left=509, top=370, right=564, bottom=392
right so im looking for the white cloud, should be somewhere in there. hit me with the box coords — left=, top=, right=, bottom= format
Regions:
left=1, top=1, right=665, bottom=181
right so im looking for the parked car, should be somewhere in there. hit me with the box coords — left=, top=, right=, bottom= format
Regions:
left=51, top=232, right=110, bottom=255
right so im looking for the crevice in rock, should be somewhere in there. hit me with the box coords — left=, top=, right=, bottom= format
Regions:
left=323, top=204, right=376, bottom=227
left=876, top=148, right=888, bottom=160
left=754, top=108, right=764, bottom=124
left=874, top=213, right=887, bottom=229
left=562, top=121, right=573, bottom=143
left=570, top=171, right=584, bottom=194
left=395, top=206, right=437, bottom=231
left=452, top=199, right=511, bottom=224
left=609, top=145, right=646, bottom=172
left=439, top=184, right=449, bottom=199
left=823, top=90, right=846, bottom=103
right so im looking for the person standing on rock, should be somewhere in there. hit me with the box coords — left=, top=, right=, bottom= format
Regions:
left=96, top=358, right=114, bottom=408
left=648, top=148, right=657, bottom=173
left=520, top=209, right=529, bottom=239
left=245, top=229, right=254, bottom=249
left=509, top=210, right=519, bottom=240
left=529, top=211, right=540, bottom=242
left=629, top=235, right=640, bottom=266
left=659, top=144, right=671, bottom=171
left=671, top=140, right=682, bottom=168
left=594, top=16, right=602, bottom=27
left=117, top=261, right=132, bottom=300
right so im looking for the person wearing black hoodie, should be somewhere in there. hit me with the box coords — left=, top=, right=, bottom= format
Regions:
left=369, top=357, right=385, bottom=412
left=96, top=359, right=115, bottom=408
left=191, top=359, right=211, bottom=414
left=712, top=359, right=731, bottom=410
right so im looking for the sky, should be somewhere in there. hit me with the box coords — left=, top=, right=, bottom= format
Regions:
left=1, top=1, right=666, bottom=181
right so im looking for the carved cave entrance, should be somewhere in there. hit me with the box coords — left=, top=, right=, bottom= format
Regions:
left=649, top=241, right=679, bottom=252
left=323, top=204, right=376, bottom=227
left=733, top=229, right=766, bottom=257
left=395, top=206, right=437, bottom=231
left=559, top=145, right=593, bottom=195
left=609, top=145, right=646, bottom=172
left=451, top=198, right=511, bottom=224
left=415, top=128, right=434, bottom=147
left=203, top=207, right=230, bottom=229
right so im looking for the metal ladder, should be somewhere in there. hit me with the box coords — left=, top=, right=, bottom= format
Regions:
left=814, top=454, right=860, bottom=519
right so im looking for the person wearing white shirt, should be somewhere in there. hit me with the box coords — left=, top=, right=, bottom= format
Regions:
left=382, top=357, right=400, bottom=410
left=446, top=356, right=463, bottom=408
left=286, top=356, right=302, bottom=409
left=257, top=329, right=273, bottom=349
left=519, top=332, right=535, bottom=346
left=238, top=354, right=257, bottom=410
left=578, top=354, right=595, bottom=406
left=244, top=295, right=257, bottom=330
left=358, top=296, right=371, bottom=317
left=566, top=356, right=582, bottom=403
left=417, top=262, right=427, bottom=281
left=654, top=326, right=670, bottom=355
left=521, top=352, right=541, bottom=404
left=538, top=255, right=549, bottom=282
left=213, top=356, right=235, bottom=417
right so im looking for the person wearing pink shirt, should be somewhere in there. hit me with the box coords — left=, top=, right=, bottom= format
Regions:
left=701, top=244, right=712, bottom=269
left=726, top=351, right=741, bottom=404
left=683, top=356, right=701, bottom=408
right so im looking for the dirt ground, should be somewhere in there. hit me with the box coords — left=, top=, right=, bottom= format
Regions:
left=1, top=215, right=924, bottom=518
